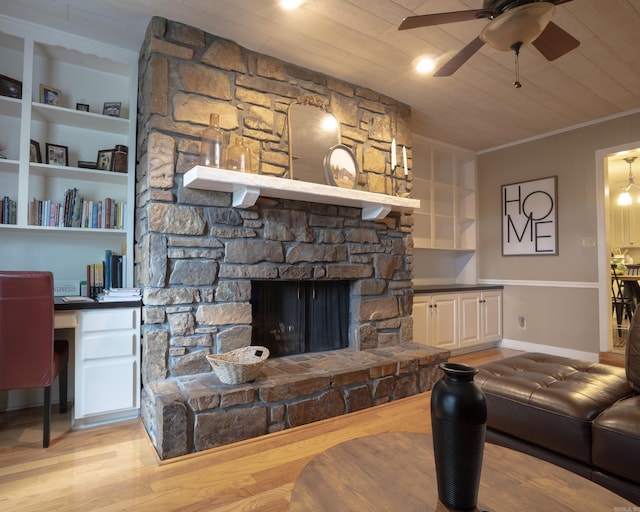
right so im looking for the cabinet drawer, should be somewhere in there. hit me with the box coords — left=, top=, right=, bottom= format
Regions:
left=83, top=332, right=136, bottom=359
left=81, top=308, right=138, bottom=333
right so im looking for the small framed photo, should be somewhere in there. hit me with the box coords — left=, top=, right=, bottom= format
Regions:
left=40, top=84, right=61, bottom=106
left=46, top=143, right=69, bottom=166
left=103, top=102, right=121, bottom=117
left=323, top=144, right=359, bottom=189
left=76, top=103, right=90, bottom=112
left=29, top=139, right=42, bottom=163
left=97, top=149, right=114, bottom=171
left=0, top=74, right=22, bottom=99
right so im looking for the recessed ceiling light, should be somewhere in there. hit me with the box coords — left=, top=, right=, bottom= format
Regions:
left=281, top=0, right=304, bottom=10
left=415, top=56, right=436, bottom=74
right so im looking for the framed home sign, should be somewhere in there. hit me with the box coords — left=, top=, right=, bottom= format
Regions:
left=502, top=176, right=558, bottom=256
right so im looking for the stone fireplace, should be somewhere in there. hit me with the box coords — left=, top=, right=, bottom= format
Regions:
left=135, top=17, right=448, bottom=459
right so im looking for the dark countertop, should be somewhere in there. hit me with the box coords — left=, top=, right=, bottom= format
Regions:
left=413, top=284, right=503, bottom=294
left=54, top=297, right=142, bottom=310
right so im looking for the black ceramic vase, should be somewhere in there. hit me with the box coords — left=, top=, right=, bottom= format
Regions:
left=431, top=362, right=487, bottom=511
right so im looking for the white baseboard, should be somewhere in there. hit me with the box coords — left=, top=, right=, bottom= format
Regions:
left=498, top=339, right=599, bottom=363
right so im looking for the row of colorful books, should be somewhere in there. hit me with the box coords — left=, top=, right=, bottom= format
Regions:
left=28, top=188, right=126, bottom=229
left=1, top=195, right=16, bottom=224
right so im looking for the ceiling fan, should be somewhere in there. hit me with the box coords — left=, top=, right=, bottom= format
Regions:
left=399, top=0, right=580, bottom=80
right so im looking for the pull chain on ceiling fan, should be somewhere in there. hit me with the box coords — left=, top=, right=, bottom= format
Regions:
left=398, top=0, right=580, bottom=80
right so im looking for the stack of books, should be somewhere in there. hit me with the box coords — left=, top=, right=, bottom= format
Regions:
left=96, top=287, right=141, bottom=303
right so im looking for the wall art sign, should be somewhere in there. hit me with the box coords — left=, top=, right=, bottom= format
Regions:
left=502, top=176, right=557, bottom=256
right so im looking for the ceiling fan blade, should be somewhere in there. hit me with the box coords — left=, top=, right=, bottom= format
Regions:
left=434, top=36, right=485, bottom=77
left=532, top=21, right=580, bottom=61
left=398, top=9, right=487, bottom=31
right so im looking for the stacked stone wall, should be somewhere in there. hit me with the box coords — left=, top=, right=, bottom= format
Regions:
left=135, top=17, right=420, bottom=458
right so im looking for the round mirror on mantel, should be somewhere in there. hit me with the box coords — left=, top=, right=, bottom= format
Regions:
left=288, top=97, right=340, bottom=184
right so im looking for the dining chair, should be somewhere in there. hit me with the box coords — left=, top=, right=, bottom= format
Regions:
left=611, top=267, right=637, bottom=339
left=0, top=271, right=69, bottom=448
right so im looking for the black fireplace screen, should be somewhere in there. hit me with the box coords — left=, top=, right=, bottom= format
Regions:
left=251, top=280, right=350, bottom=357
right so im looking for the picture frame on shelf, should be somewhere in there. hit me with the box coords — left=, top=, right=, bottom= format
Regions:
left=103, top=102, right=121, bottom=117
left=97, top=149, right=114, bottom=171
left=76, top=103, right=90, bottom=112
left=0, top=74, right=22, bottom=99
left=30, top=139, right=42, bottom=163
left=40, top=84, right=61, bottom=106
left=323, top=144, right=359, bottom=189
left=45, top=143, right=69, bottom=166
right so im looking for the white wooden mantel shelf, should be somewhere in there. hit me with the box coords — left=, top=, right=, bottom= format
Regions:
left=183, top=166, right=420, bottom=220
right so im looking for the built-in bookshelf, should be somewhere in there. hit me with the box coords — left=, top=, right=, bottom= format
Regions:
left=411, top=134, right=478, bottom=285
left=0, top=15, right=137, bottom=286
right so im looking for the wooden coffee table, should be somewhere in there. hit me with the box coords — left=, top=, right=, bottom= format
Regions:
left=290, top=432, right=634, bottom=511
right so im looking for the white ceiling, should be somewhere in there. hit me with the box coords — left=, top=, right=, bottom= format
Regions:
left=2, top=0, right=640, bottom=177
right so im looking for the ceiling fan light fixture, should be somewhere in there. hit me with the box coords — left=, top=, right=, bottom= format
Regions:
left=480, top=3, right=556, bottom=51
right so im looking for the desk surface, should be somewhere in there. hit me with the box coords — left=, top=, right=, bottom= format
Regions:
left=290, top=432, right=633, bottom=511
left=54, top=297, right=141, bottom=311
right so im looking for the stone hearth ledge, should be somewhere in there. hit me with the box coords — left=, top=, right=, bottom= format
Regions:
left=141, top=343, right=449, bottom=459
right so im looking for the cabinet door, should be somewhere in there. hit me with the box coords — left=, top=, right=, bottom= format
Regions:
left=481, top=290, right=502, bottom=342
left=458, top=292, right=481, bottom=347
left=79, top=359, right=137, bottom=416
left=412, top=295, right=430, bottom=346
left=431, top=294, right=457, bottom=350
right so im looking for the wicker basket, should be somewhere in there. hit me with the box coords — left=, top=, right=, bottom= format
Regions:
left=207, top=346, right=270, bottom=384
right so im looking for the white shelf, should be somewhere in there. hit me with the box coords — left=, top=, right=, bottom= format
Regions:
left=183, top=166, right=420, bottom=220
left=29, top=163, right=128, bottom=184
left=0, top=95, right=21, bottom=117
left=31, top=103, right=129, bottom=134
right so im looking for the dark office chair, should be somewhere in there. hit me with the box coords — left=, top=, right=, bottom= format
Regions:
left=0, top=271, right=69, bottom=448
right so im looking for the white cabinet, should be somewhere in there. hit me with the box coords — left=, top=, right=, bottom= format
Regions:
left=412, top=293, right=458, bottom=350
left=0, top=15, right=137, bottom=285
left=413, top=289, right=502, bottom=352
left=610, top=201, right=640, bottom=248
left=74, top=307, right=140, bottom=426
left=412, top=135, right=477, bottom=251
left=458, top=290, right=503, bottom=348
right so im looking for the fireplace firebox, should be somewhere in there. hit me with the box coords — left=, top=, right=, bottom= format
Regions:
left=251, top=280, right=350, bottom=357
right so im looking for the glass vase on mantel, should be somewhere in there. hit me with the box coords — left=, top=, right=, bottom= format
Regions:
left=226, top=138, right=252, bottom=173
left=199, top=113, right=226, bottom=168
left=430, top=362, right=487, bottom=511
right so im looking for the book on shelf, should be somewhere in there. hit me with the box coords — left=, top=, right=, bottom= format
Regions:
left=1, top=195, right=17, bottom=224
left=86, top=250, right=132, bottom=299
left=104, top=287, right=140, bottom=296
left=28, top=189, right=126, bottom=229
left=62, top=296, right=95, bottom=303
left=97, top=287, right=141, bottom=302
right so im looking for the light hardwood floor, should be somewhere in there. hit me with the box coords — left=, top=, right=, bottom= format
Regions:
left=0, top=348, right=528, bottom=511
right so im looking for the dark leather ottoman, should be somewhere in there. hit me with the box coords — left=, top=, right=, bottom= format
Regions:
left=476, top=353, right=632, bottom=464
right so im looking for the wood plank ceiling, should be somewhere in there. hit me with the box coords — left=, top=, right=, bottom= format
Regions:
left=3, top=0, right=639, bottom=157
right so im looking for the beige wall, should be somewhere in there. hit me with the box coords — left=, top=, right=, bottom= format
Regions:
left=477, top=111, right=640, bottom=354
